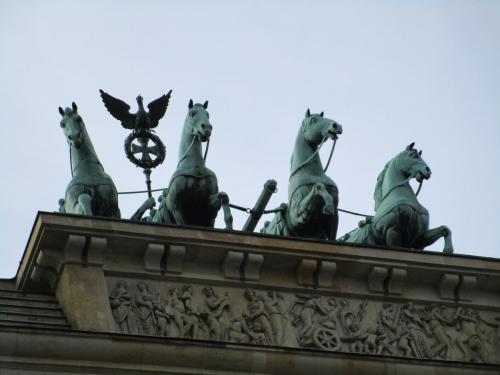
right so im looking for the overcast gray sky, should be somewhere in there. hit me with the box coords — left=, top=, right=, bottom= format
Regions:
left=1, top=1, right=499, bottom=278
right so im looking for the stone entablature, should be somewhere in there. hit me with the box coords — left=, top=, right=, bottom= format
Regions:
left=12, top=212, right=500, bottom=369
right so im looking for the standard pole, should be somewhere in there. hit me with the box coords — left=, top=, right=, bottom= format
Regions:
left=242, top=179, right=277, bottom=232
left=144, top=169, right=153, bottom=198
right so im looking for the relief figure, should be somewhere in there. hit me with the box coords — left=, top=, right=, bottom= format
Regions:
left=398, top=302, right=445, bottom=359
left=134, top=282, right=156, bottom=335
left=290, top=295, right=340, bottom=351
left=264, top=291, right=288, bottom=345
left=178, top=285, right=199, bottom=339
left=109, top=280, right=138, bottom=334
left=242, top=289, right=274, bottom=345
left=422, top=304, right=454, bottom=359
left=454, top=307, right=490, bottom=363
left=200, top=287, right=231, bottom=341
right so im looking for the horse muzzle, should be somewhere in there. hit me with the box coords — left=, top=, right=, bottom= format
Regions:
left=416, top=168, right=431, bottom=182
left=68, top=134, right=83, bottom=148
left=327, top=123, right=343, bottom=140
left=197, top=128, right=212, bottom=142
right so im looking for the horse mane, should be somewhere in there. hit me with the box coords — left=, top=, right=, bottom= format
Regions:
left=373, top=159, right=392, bottom=210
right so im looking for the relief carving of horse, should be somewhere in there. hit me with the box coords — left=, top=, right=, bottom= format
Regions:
left=58, top=102, right=120, bottom=217
left=262, top=109, right=342, bottom=239
left=339, top=143, right=453, bottom=253
left=153, top=100, right=232, bottom=228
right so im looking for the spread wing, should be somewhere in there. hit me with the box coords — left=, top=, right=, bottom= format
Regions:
left=147, top=89, right=172, bottom=128
left=100, top=89, right=135, bottom=129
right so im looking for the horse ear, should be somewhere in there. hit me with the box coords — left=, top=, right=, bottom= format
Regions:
left=72, top=102, right=78, bottom=112
left=320, top=111, right=324, bottom=117
left=58, top=107, right=65, bottom=116
left=188, top=99, right=194, bottom=109
left=419, top=150, right=422, bottom=156
left=305, top=108, right=311, bottom=117
left=406, top=142, right=415, bottom=150
left=203, top=100, right=208, bottom=109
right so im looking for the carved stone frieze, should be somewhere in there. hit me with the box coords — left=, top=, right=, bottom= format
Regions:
left=107, top=278, right=500, bottom=364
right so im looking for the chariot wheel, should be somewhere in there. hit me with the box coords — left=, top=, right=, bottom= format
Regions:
left=313, top=328, right=341, bottom=351
left=124, top=131, right=166, bottom=169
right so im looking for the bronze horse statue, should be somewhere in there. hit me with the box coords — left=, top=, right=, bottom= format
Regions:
left=339, top=143, right=453, bottom=253
left=262, top=109, right=342, bottom=239
left=153, top=100, right=232, bottom=228
left=58, top=102, right=120, bottom=217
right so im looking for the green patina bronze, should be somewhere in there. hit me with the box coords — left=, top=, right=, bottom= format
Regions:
left=339, top=143, right=453, bottom=253
left=261, top=109, right=342, bottom=240
left=58, top=102, right=121, bottom=218
left=152, top=100, right=233, bottom=229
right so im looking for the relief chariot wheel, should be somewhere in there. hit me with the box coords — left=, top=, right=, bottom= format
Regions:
left=313, top=328, right=341, bottom=351
left=124, top=131, right=166, bottom=169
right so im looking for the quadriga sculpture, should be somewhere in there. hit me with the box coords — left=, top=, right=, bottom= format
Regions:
left=153, top=100, right=232, bottom=228
left=262, top=109, right=342, bottom=239
left=339, top=143, right=453, bottom=253
left=58, top=102, right=120, bottom=217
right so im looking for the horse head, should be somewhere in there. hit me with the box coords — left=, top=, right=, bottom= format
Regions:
left=396, top=142, right=431, bottom=183
left=58, top=102, right=84, bottom=148
left=185, top=99, right=212, bottom=142
left=301, top=108, right=342, bottom=146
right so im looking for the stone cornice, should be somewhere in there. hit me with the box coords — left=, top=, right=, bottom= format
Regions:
left=16, top=212, right=500, bottom=309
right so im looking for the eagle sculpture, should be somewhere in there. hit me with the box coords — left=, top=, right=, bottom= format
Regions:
left=99, top=89, right=172, bottom=131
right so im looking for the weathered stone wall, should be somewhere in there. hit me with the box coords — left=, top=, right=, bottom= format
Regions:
left=106, top=276, right=500, bottom=364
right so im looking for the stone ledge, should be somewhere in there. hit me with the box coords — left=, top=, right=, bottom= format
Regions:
left=0, top=328, right=499, bottom=375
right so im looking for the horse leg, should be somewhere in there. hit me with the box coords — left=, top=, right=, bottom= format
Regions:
left=169, top=199, right=185, bottom=225
left=96, top=185, right=121, bottom=218
left=209, top=192, right=233, bottom=230
left=414, top=226, right=453, bottom=253
left=315, top=183, right=335, bottom=216
left=315, top=183, right=338, bottom=239
left=328, top=213, right=339, bottom=240
left=165, top=183, right=185, bottom=225
left=221, top=195, right=234, bottom=230
left=293, top=185, right=319, bottom=225
left=385, top=226, right=403, bottom=248
left=77, top=193, right=93, bottom=216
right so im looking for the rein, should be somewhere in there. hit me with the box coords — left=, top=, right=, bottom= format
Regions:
left=69, top=146, right=74, bottom=178
left=176, top=135, right=210, bottom=168
left=67, top=141, right=102, bottom=177
left=323, top=139, right=337, bottom=172
left=203, top=138, right=210, bottom=162
left=375, top=164, right=425, bottom=210
left=290, top=136, right=337, bottom=177
left=415, top=180, right=423, bottom=196
left=176, top=136, right=196, bottom=168
left=66, top=118, right=103, bottom=179
left=375, top=176, right=413, bottom=210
